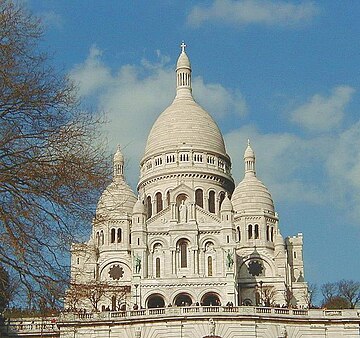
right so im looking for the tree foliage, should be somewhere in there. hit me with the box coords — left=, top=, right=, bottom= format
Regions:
left=321, top=280, right=359, bottom=309
left=0, top=0, right=109, bottom=304
left=66, top=282, right=130, bottom=312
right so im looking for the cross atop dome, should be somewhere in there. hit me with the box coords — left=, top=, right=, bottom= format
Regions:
left=180, top=41, right=186, bottom=53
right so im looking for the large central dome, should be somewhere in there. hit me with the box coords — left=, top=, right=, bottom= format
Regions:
left=144, top=98, right=227, bottom=159
left=142, top=42, right=227, bottom=161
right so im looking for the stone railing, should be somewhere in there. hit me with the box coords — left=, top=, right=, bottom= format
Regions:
left=1, top=317, right=59, bottom=336
left=59, top=306, right=360, bottom=323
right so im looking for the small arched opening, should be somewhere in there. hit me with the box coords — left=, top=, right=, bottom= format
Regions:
left=195, top=189, right=203, bottom=208
left=146, top=196, right=152, bottom=218
left=208, top=190, right=215, bottom=213
left=147, top=294, right=165, bottom=308
left=201, top=292, right=221, bottom=306
left=156, top=192, right=163, bottom=213
left=174, top=293, right=193, bottom=307
left=219, top=191, right=225, bottom=210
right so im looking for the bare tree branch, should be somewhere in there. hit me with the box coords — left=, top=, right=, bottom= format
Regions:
left=0, top=0, right=110, bottom=305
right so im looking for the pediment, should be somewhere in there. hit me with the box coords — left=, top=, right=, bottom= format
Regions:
left=195, top=206, right=221, bottom=224
left=169, top=183, right=194, bottom=203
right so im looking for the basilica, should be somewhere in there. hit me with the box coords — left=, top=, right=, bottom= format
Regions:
left=67, top=43, right=308, bottom=312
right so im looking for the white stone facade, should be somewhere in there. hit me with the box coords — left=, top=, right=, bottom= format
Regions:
left=67, top=43, right=308, bottom=314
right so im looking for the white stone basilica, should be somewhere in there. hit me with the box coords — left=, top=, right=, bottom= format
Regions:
left=68, top=43, right=308, bottom=313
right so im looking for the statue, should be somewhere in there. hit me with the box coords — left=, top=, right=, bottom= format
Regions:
left=179, top=200, right=187, bottom=222
left=208, top=318, right=215, bottom=336
left=226, top=249, right=234, bottom=270
left=134, top=254, right=141, bottom=274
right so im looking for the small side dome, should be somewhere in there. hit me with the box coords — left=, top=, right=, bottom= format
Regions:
left=220, top=193, right=233, bottom=212
left=96, top=148, right=136, bottom=219
left=232, top=142, right=275, bottom=214
left=96, top=181, right=136, bottom=219
left=133, top=197, right=146, bottom=214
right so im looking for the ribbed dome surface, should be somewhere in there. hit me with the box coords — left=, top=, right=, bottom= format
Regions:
left=133, top=197, right=146, bottom=214
left=96, top=180, right=136, bottom=219
left=221, top=194, right=233, bottom=212
left=144, top=97, right=227, bottom=158
left=232, top=176, right=274, bottom=214
left=176, top=51, right=191, bottom=69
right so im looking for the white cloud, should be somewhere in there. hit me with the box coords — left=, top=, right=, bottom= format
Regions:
left=187, top=0, right=319, bottom=28
left=290, top=86, right=355, bottom=132
left=69, top=47, right=247, bottom=188
left=225, top=125, right=328, bottom=205
left=70, top=45, right=112, bottom=97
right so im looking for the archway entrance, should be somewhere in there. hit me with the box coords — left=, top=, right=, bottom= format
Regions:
left=201, top=292, right=221, bottom=306
left=147, top=294, right=165, bottom=308
left=174, top=293, right=192, bottom=306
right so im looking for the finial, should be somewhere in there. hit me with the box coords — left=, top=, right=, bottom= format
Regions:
left=180, top=41, right=186, bottom=53
left=247, top=139, right=250, bottom=146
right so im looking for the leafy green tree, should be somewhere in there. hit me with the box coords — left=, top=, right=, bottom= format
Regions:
left=0, top=0, right=109, bottom=303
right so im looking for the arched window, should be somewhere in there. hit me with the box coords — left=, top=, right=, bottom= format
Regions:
left=117, top=228, right=122, bottom=243
left=219, top=191, right=225, bottom=210
left=195, top=189, right=203, bottom=208
left=254, top=224, right=259, bottom=239
left=155, top=257, right=160, bottom=278
left=111, top=228, right=116, bottom=243
left=248, top=224, right=253, bottom=239
left=207, top=256, right=213, bottom=276
left=112, top=295, right=117, bottom=311
left=237, top=226, right=241, bottom=241
left=96, top=232, right=100, bottom=246
left=179, top=240, right=188, bottom=268
left=100, top=230, right=104, bottom=245
left=208, top=191, right=215, bottom=213
left=156, top=192, right=163, bottom=213
left=147, top=196, right=152, bottom=218
left=271, top=227, right=274, bottom=242
left=166, top=191, right=170, bottom=206
left=266, top=226, right=270, bottom=241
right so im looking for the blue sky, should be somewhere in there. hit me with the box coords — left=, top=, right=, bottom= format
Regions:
left=27, top=0, right=360, bottom=295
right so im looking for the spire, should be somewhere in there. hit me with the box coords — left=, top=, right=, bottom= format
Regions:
left=244, top=139, right=256, bottom=177
left=113, top=145, right=124, bottom=180
left=176, top=41, right=192, bottom=99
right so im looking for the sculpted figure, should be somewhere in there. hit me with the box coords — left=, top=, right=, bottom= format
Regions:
left=134, top=254, right=141, bottom=273
left=179, top=200, right=187, bottom=222
left=226, top=249, right=234, bottom=269
left=209, top=318, right=215, bottom=335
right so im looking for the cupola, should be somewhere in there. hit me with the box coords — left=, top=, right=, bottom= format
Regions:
left=232, top=141, right=275, bottom=214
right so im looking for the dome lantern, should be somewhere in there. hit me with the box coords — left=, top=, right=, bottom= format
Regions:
left=176, top=41, right=192, bottom=99
left=231, top=142, right=275, bottom=214
left=113, top=145, right=124, bottom=180
left=244, top=139, right=255, bottom=177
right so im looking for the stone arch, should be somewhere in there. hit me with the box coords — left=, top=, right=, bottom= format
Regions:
left=149, top=238, right=168, bottom=251
left=99, top=260, right=131, bottom=281
left=238, top=255, right=276, bottom=278
left=195, top=188, right=204, bottom=208
left=169, top=183, right=195, bottom=204
left=155, top=191, right=163, bottom=213
left=177, top=238, right=190, bottom=268
left=201, top=292, right=221, bottom=306
left=147, top=293, right=166, bottom=308
left=208, top=190, right=216, bottom=213
left=200, top=236, right=219, bottom=249
left=173, top=292, right=193, bottom=307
